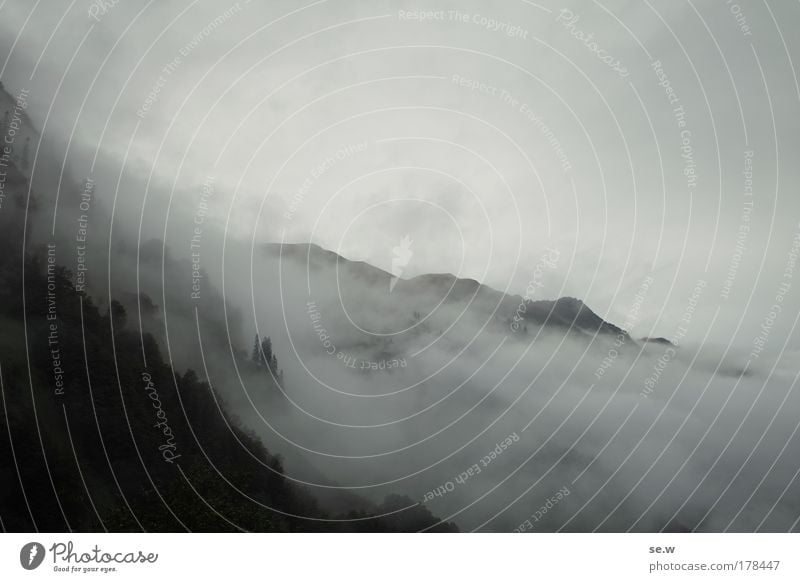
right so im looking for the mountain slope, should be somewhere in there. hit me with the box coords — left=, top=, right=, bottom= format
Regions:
left=0, top=161, right=457, bottom=532
left=265, top=242, right=630, bottom=341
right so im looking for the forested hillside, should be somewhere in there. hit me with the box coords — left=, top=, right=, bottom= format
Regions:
left=0, top=159, right=456, bottom=532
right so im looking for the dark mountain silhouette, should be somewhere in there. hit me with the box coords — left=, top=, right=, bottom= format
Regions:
left=521, top=296, right=627, bottom=338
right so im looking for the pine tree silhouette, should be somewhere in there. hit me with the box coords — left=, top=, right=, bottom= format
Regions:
left=251, top=333, right=261, bottom=364
left=251, top=334, right=278, bottom=375
left=261, top=336, right=274, bottom=370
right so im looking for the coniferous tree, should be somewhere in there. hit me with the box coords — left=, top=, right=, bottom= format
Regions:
left=260, top=336, right=273, bottom=369
left=251, top=333, right=260, bottom=364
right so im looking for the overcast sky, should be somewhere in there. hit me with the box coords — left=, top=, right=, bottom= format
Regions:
left=1, top=0, right=799, bottom=348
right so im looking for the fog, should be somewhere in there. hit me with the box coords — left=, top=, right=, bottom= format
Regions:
left=202, top=244, right=799, bottom=531
left=1, top=0, right=799, bottom=532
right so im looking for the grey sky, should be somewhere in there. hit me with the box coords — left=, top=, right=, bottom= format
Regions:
left=1, top=0, right=799, bottom=350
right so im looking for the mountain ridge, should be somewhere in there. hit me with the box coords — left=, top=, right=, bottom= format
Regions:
left=265, top=242, right=637, bottom=341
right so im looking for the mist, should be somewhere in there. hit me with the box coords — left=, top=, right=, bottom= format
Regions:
left=1, top=0, right=799, bottom=533
left=205, top=244, right=799, bottom=532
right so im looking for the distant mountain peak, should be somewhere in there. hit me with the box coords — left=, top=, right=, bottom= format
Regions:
left=522, top=296, right=627, bottom=339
